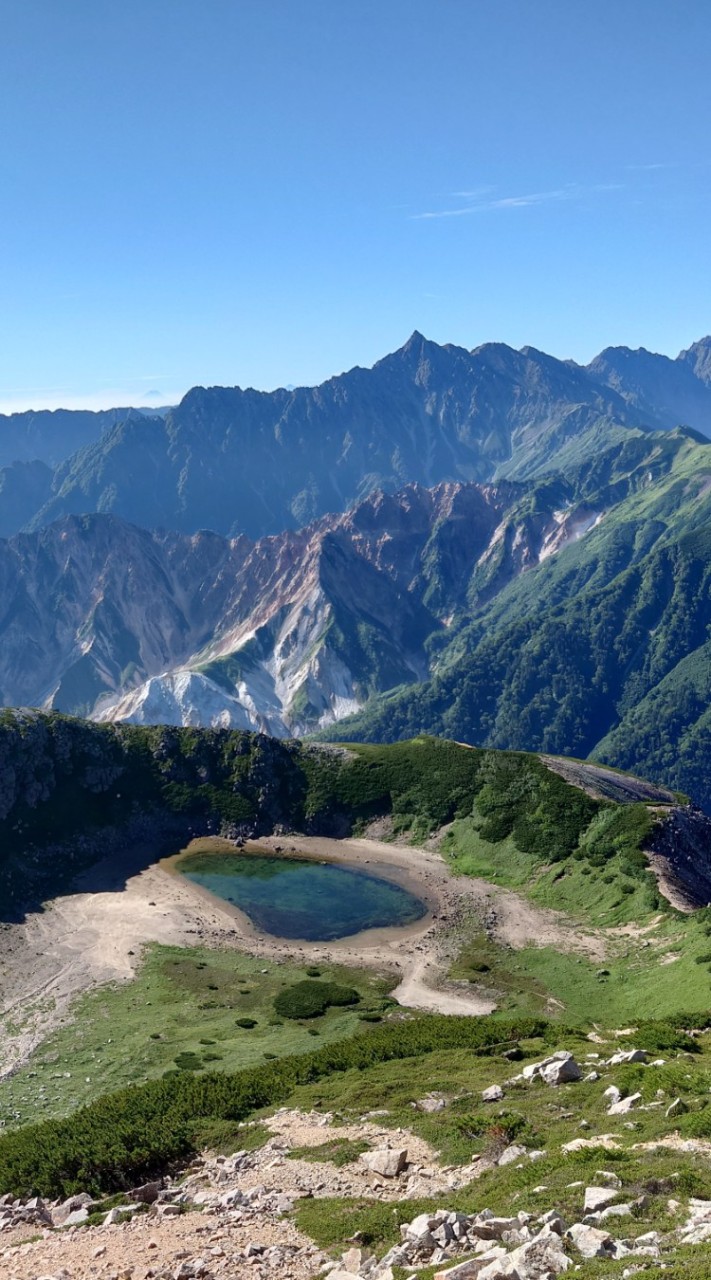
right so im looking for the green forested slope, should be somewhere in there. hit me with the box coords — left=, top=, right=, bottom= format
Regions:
left=318, top=437, right=711, bottom=810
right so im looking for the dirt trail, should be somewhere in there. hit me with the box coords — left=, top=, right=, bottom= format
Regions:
left=0, top=833, right=604, bottom=1079
left=393, top=954, right=495, bottom=1016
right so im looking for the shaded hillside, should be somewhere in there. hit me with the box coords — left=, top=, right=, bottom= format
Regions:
left=0, top=427, right=696, bottom=736
left=2, top=333, right=710, bottom=544
left=0, top=475, right=610, bottom=731
left=0, top=407, right=146, bottom=469
left=585, top=335, right=711, bottom=434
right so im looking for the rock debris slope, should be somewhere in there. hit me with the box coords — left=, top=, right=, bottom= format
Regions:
left=0, top=480, right=607, bottom=732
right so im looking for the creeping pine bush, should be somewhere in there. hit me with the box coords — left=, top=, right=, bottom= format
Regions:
left=273, top=980, right=360, bottom=1020
left=0, top=1014, right=549, bottom=1198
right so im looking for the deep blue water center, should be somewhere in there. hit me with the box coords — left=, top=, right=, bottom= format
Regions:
left=177, top=851, right=427, bottom=941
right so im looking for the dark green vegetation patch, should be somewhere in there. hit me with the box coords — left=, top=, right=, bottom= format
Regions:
left=273, top=981, right=361, bottom=1020
left=0, top=1014, right=548, bottom=1198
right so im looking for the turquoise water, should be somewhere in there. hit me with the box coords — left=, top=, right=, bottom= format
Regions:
left=177, top=851, right=427, bottom=941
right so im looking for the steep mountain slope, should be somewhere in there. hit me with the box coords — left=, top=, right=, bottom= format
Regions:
left=0, top=461, right=53, bottom=538
left=2, top=334, right=709, bottom=544
left=0, top=406, right=147, bottom=469
left=0, top=480, right=582, bottom=732
left=318, top=432, right=711, bottom=811
left=2, top=334, right=657, bottom=541
left=0, top=426, right=702, bottom=748
left=585, top=336, right=711, bottom=434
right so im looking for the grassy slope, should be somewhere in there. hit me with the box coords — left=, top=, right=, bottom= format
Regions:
left=291, top=1019, right=711, bottom=1264
left=4, top=715, right=711, bottom=1263
left=0, top=945, right=393, bottom=1131
left=440, top=807, right=711, bottom=1023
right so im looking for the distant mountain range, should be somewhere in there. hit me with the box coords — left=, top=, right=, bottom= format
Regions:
left=1, top=332, right=711, bottom=809
left=1, top=333, right=710, bottom=541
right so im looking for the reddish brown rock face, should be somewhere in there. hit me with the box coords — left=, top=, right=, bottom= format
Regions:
left=0, top=476, right=592, bottom=733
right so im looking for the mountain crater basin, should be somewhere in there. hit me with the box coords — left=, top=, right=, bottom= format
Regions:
left=172, top=846, right=428, bottom=942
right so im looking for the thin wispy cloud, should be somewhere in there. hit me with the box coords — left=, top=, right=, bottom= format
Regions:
left=625, top=162, right=676, bottom=171
left=412, top=182, right=623, bottom=220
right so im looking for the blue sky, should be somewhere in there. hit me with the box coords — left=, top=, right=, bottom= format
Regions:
left=1, top=0, right=710, bottom=410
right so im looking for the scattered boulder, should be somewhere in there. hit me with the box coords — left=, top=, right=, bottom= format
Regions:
left=566, top=1223, right=615, bottom=1258
left=63, top=1206, right=90, bottom=1226
left=521, top=1051, right=582, bottom=1086
left=482, top=1085, right=504, bottom=1103
left=418, top=1094, right=448, bottom=1112
left=562, top=1133, right=621, bottom=1152
left=608, top=1091, right=642, bottom=1115
left=361, top=1147, right=408, bottom=1178
left=605, top=1049, right=649, bottom=1066
left=130, top=1178, right=162, bottom=1204
left=497, top=1144, right=528, bottom=1166
left=583, top=1186, right=620, bottom=1213
left=341, top=1245, right=372, bottom=1272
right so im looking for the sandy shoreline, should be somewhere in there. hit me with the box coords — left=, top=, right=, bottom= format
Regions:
left=0, top=832, right=604, bottom=1079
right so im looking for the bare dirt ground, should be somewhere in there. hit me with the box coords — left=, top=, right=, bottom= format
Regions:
left=0, top=833, right=604, bottom=1080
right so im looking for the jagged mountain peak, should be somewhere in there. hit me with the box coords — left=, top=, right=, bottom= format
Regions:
left=678, top=335, right=711, bottom=384
left=3, top=331, right=711, bottom=545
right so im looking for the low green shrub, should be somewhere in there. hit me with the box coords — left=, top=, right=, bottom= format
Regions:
left=273, top=981, right=360, bottom=1020
left=173, top=1052, right=202, bottom=1071
left=0, top=1013, right=548, bottom=1198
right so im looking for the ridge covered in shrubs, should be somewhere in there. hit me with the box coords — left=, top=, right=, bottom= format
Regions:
left=0, top=711, right=666, bottom=912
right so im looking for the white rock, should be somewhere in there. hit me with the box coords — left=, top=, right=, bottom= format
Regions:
left=537, top=1210, right=566, bottom=1234
left=522, top=1050, right=582, bottom=1085
left=587, top=1203, right=632, bottom=1223
left=608, top=1091, right=642, bottom=1115
left=561, top=1134, right=621, bottom=1153
left=566, top=1223, right=615, bottom=1258
left=361, top=1148, right=408, bottom=1178
left=497, top=1144, right=528, bottom=1166
left=482, top=1085, right=504, bottom=1103
left=584, top=1186, right=620, bottom=1213
left=63, top=1206, right=89, bottom=1226
left=480, top=1234, right=571, bottom=1277
left=605, top=1049, right=648, bottom=1066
